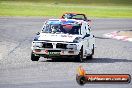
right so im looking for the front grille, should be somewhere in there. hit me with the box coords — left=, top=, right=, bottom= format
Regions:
left=48, top=50, right=61, bottom=52
left=56, top=43, right=67, bottom=49
left=42, top=43, right=53, bottom=48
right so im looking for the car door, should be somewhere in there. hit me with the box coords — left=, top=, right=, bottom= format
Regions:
left=81, top=22, right=90, bottom=56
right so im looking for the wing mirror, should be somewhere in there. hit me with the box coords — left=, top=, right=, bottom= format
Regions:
left=36, top=32, right=40, bottom=35
left=82, top=34, right=90, bottom=39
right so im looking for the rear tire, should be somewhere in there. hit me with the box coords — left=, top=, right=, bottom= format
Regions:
left=86, top=48, right=94, bottom=60
left=92, top=45, right=94, bottom=55
left=31, top=52, right=40, bottom=61
left=86, top=54, right=93, bottom=60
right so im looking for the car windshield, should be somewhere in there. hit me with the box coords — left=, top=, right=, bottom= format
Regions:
left=63, top=14, right=86, bottom=20
left=42, top=24, right=80, bottom=34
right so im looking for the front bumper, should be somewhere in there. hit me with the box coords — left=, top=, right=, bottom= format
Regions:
left=32, top=49, right=79, bottom=58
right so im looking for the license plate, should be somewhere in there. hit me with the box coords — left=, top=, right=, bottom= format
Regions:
left=48, top=52, right=60, bottom=56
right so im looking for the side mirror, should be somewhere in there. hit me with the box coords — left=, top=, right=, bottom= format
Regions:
left=82, top=34, right=90, bottom=39
left=85, top=34, right=90, bottom=37
left=87, top=20, right=91, bottom=22
left=36, top=32, right=40, bottom=35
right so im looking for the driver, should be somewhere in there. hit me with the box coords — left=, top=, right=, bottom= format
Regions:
left=65, top=14, right=73, bottom=19
left=51, top=25, right=60, bottom=33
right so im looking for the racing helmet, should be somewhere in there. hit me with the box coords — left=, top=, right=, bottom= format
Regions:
left=65, top=14, right=73, bottom=19
left=51, top=25, right=60, bottom=33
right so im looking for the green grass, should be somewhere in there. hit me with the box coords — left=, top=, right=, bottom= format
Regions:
left=1, top=0, right=132, bottom=5
left=0, top=1, right=132, bottom=18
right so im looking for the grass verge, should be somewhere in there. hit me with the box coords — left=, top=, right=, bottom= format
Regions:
left=0, top=1, right=132, bottom=18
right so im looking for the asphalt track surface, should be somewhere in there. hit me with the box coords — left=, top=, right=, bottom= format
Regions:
left=0, top=17, right=132, bottom=88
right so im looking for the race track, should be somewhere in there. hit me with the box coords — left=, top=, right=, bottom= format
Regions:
left=0, top=17, right=132, bottom=88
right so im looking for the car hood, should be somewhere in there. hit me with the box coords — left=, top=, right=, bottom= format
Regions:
left=38, top=33, right=81, bottom=42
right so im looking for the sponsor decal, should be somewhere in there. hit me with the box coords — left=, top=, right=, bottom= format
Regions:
left=68, top=35, right=73, bottom=37
left=51, top=35, right=57, bottom=36
left=61, top=35, right=73, bottom=38
left=61, top=35, right=67, bottom=37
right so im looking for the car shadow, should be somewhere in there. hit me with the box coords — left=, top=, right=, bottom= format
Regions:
left=40, top=58, right=75, bottom=62
left=95, top=36, right=110, bottom=39
left=83, top=58, right=132, bottom=63
left=40, top=57, right=132, bottom=63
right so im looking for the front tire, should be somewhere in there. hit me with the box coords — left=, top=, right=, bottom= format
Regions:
left=76, top=47, right=83, bottom=62
left=31, top=52, right=40, bottom=61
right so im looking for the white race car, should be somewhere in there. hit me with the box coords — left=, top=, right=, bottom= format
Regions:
left=31, top=19, right=95, bottom=62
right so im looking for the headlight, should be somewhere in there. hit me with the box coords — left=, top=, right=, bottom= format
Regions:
left=73, top=39, right=79, bottom=43
left=73, top=37, right=81, bottom=43
left=67, top=44, right=77, bottom=50
left=32, top=42, right=43, bottom=47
